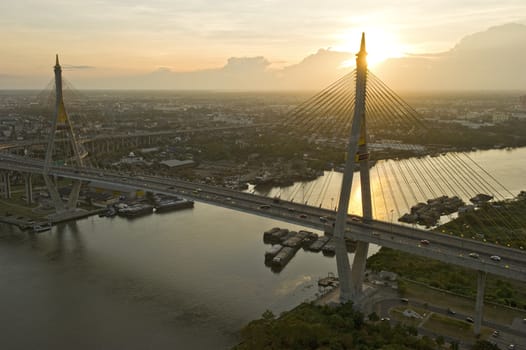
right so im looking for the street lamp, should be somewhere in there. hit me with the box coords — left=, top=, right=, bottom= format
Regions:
left=390, top=210, right=394, bottom=235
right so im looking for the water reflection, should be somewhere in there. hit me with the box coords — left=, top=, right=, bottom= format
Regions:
left=253, top=148, right=526, bottom=225
left=43, top=222, right=85, bottom=261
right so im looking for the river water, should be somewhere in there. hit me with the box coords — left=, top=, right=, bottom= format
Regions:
left=1, top=147, right=525, bottom=349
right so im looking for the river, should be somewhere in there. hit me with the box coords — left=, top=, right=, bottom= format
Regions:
left=1, top=147, right=525, bottom=349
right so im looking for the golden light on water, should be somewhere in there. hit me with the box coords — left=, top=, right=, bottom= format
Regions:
left=335, top=27, right=407, bottom=67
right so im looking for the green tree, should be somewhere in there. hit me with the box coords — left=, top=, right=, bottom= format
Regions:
left=471, top=340, right=500, bottom=350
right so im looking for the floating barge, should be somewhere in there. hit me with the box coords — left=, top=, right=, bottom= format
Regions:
left=321, top=239, right=336, bottom=256
left=155, top=197, right=194, bottom=213
left=32, top=223, right=52, bottom=233
left=308, top=235, right=330, bottom=252
left=262, top=227, right=357, bottom=272
left=117, top=203, right=154, bottom=218
left=263, top=228, right=289, bottom=244
left=264, top=244, right=283, bottom=261
left=399, top=195, right=465, bottom=226
left=271, top=246, right=297, bottom=267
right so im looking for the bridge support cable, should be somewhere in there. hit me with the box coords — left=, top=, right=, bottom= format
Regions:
left=386, top=160, right=411, bottom=212
left=366, top=75, right=424, bottom=131
left=363, top=92, right=419, bottom=219
left=413, top=156, right=449, bottom=197
left=302, top=95, right=356, bottom=205
left=365, top=87, right=438, bottom=203
left=363, top=68, right=525, bottom=246
left=444, top=153, right=524, bottom=236
left=427, top=153, right=502, bottom=239
left=375, top=163, right=398, bottom=220
left=301, top=85, right=355, bottom=137
left=281, top=72, right=355, bottom=131
left=279, top=77, right=356, bottom=141
left=455, top=152, right=526, bottom=221
left=313, top=170, right=333, bottom=208
left=367, top=71, right=428, bottom=129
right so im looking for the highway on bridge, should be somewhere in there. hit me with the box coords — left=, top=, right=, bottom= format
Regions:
left=0, top=124, right=270, bottom=151
left=1, top=153, right=525, bottom=282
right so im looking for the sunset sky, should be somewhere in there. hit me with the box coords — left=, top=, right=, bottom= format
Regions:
left=1, top=0, right=525, bottom=88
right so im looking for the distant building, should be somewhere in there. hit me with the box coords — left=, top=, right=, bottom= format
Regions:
left=88, top=181, right=143, bottom=201
left=117, top=152, right=147, bottom=165
left=379, top=271, right=398, bottom=281
left=160, top=159, right=195, bottom=169
left=520, top=95, right=526, bottom=109
left=403, top=309, right=423, bottom=319
left=140, top=147, right=159, bottom=154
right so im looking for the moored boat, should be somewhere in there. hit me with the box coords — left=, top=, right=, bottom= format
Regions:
left=33, top=223, right=52, bottom=233
left=155, top=198, right=194, bottom=213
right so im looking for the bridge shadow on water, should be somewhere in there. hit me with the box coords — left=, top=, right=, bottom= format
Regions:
left=45, top=221, right=85, bottom=261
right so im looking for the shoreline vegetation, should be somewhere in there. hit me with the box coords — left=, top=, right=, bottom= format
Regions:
left=232, top=302, right=499, bottom=350
left=233, top=302, right=441, bottom=350
left=369, top=194, right=526, bottom=309
left=233, top=194, right=526, bottom=349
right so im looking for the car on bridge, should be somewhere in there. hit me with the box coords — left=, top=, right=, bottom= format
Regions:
left=490, top=255, right=501, bottom=262
left=468, top=253, right=479, bottom=259
left=259, top=205, right=271, bottom=210
left=420, top=239, right=430, bottom=245
left=465, top=316, right=474, bottom=323
left=299, top=214, right=307, bottom=219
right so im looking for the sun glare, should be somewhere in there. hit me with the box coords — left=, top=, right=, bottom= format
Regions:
left=335, top=28, right=406, bottom=67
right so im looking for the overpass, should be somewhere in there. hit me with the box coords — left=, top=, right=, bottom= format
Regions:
left=0, top=124, right=269, bottom=151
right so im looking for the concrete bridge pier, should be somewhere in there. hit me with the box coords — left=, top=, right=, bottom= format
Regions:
left=24, top=173, right=33, bottom=205
left=474, top=270, right=487, bottom=335
left=1, top=171, right=12, bottom=199
left=350, top=241, right=369, bottom=299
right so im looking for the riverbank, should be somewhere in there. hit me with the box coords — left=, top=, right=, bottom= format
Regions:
left=367, top=195, right=526, bottom=310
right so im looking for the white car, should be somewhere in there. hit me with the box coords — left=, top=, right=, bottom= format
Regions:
left=490, top=255, right=501, bottom=262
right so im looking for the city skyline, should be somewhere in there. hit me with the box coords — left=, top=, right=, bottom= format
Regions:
left=1, top=0, right=526, bottom=89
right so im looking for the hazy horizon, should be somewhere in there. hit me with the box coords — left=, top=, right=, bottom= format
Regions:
left=1, top=0, right=526, bottom=91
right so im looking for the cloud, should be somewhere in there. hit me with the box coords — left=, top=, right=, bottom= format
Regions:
left=62, top=65, right=96, bottom=70
left=375, top=23, right=526, bottom=91
left=114, top=49, right=351, bottom=90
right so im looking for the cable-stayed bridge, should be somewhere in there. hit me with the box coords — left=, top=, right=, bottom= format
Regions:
left=1, top=35, right=525, bottom=335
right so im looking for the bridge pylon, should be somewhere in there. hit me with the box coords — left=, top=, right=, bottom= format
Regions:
left=333, top=33, right=372, bottom=303
left=43, top=55, right=86, bottom=214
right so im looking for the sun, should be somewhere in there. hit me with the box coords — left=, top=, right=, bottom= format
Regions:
left=335, top=27, right=406, bottom=67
